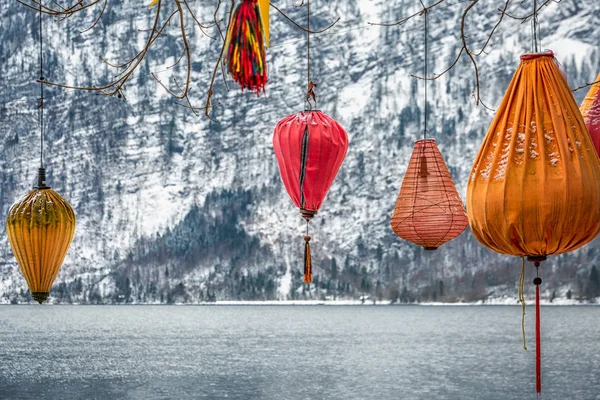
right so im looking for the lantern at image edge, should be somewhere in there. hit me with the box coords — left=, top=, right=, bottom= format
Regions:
left=579, top=72, right=600, bottom=157
left=6, top=169, right=76, bottom=304
left=467, top=51, right=600, bottom=393
left=467, top=51, right=600, bottom=258
left=390, top=139, right=468, bottom=250
left=273, top=110, right=348, bottom=284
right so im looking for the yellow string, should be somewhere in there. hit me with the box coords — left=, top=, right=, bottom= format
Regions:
left=519, top=256, right=527, bottom=350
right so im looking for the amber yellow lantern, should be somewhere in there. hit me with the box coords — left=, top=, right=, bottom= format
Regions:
left=7, top=9, right=77, bottom=304
left=6, top=169, right=76, bottom=303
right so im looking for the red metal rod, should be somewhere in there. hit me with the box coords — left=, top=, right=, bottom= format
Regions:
left=536, top=283, right=541, bottom=393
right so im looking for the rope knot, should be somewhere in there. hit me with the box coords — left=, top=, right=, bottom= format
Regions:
left=306, top=81, right=317, bottom=109
left=304, top=235, right=311, bottom=242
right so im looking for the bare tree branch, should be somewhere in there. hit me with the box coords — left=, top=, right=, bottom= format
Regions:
left=270, top=3, right=340, bottom=33
left=572, top=79, right=600, bottom=92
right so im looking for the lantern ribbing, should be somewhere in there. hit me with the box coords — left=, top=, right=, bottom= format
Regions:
left=390, top=140, right=468, bottom=249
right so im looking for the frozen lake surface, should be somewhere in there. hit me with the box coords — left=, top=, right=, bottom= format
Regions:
left=0, top=305, right=598, bottom=400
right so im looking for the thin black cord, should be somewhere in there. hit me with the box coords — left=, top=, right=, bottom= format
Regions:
left=306, top=0, right=311, bottom=110
left=533, top=0, right=538, bottom=53
left=307, top=0, right=310, bottom=88
left=423, top=8, right=428, bottom=140
left=38, top=2, right=44, bottom=169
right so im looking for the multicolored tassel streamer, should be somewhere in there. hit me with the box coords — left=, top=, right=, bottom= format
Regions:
left=224, top=0, right=268, bottom=94
left=304, top=235, right=312, bottom=284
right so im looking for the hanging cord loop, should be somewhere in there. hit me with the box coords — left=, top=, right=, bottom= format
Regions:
left=518, top=257, right=527, bottom=350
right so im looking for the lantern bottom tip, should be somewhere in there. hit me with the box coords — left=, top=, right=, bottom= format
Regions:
left=31, top=292, right=49, bottom=304
left=423, top=246, right=438, bottom=251
left=526, top=255, right=547, bottom=263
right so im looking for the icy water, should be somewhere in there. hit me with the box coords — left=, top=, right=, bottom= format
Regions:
left=0, top=306, right=598, bottom=400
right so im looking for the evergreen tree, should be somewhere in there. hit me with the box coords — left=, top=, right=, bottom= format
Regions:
left=585, top=266, right=600, bottom=300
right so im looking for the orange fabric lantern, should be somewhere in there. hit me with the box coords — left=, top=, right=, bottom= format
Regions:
left=579, top=72, right=600, bottom=157
left=6, top=169, right=76, bottom=303
left=467, top=52, right=600, bottom=257
left=467, top=51, right=600, bottom=394
left=390, top=139, right=468, bottom=249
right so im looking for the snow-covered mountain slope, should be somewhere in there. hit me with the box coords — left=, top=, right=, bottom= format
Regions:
left=0, top=0, right=598, bottom=303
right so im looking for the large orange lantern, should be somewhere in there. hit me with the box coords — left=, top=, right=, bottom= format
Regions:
left=273, top=110, right=348, bottom=284
left=6, top=169, right=76, bottom=304
left=579, top=72, right=600, bottom=157
left=390, top=139, right=468, bottom=249
left=467, top=51, right=600, bottom=393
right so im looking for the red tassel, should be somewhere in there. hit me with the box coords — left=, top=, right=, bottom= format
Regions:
left=531, top=267, right=543, bottom=394
left=535, top=280, right=541, bottom=393
left=304, top=235, right=312, bottom=284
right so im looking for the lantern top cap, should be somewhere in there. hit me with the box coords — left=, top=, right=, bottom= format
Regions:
left=520, top=50, right=554, bottom=61
left=414, top=138, right=436, bottom=144
left=34, top=167, right=50, bottom=190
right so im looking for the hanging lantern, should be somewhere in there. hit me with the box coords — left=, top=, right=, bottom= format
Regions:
left=390, top=10, right=467, bottom=250
left=6, top=8, right=77, bottom=304
left=224, top=0, right=269, bottom=93
left=390, top=139, right=468, bottom=250
left=273, top=110, right=348, bottom=284
left=6, top=169, right=76, bottom=304
left=579, top=72, right=600, bottom=157
left=467, top=51, right=600, bottom=393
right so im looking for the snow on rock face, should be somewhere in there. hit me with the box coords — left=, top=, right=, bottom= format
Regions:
left=0, top=0, right=598, bottom=303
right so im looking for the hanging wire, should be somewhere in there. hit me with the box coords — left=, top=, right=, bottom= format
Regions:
left=531, top=0, right=539, bottom=53
left=38, top=1, right=44, bottom=169
left=422, top=5, right=428, bottom=140
left=304, top=0, right=316, bottom=111
left=307, top=0, right=310, bottom=92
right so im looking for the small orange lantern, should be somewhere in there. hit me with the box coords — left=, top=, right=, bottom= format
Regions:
left=390, top=10, right=467, bottom=250
left=390, top=139, right=468, bottom=249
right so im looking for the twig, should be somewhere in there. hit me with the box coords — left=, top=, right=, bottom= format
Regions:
left=368, top=0, right=444, bottom=26
left=204, top=0, right=234, bottom=121
left=270, top=2, right=339, bottom=33
left=572, top=79, right=600, bottom=92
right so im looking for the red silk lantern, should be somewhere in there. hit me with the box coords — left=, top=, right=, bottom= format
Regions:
left=390, top=139, right=468, bottom=250
left=579, top=72, right=600, bottom=157
left=273, top=110, right=348, bottom=284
